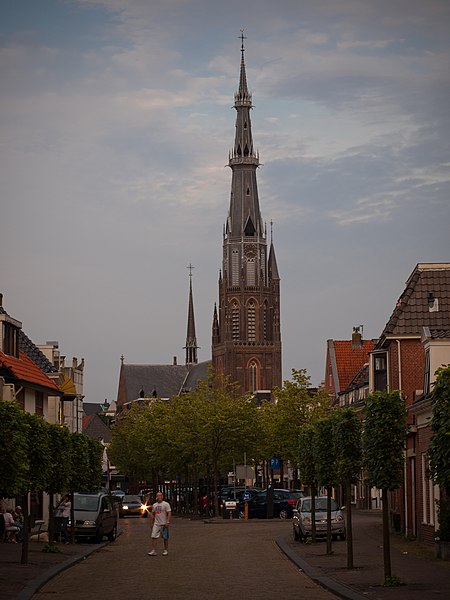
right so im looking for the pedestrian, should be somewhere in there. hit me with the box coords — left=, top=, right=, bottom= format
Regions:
left=57, top=494, right=71, bottom=544
left=148, top=491, right=171, bottom=556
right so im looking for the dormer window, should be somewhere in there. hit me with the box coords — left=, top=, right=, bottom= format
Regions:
left=2, top=321, right=19, bottom=357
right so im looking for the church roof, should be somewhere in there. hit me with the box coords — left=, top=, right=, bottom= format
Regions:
left=118, top=363, right=188, bottom=405
left=82, top=414, right=112, bottom=443
left=180, top=360, right=212, bottom=393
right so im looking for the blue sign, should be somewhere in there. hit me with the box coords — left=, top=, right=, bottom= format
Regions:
left=243, top=491, right=251, bottom=501
left=269, top=457, right=280, bottom=470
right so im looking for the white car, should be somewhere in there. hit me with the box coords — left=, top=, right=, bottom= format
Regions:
left=292, top=496, right=346, bottom=541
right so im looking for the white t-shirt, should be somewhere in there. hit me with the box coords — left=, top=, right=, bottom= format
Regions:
left=152, top=500, right=171, bottom=525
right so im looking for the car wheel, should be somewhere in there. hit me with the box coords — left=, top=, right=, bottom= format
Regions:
left=279, top=508, right=289, bottom=520
left=107, top=524, right=117, bottom=542
left=340, top=532, right=346, bottom=541
left=238, top=510, right=245, bottom=519
left=332, top=534, right=338, bottom=541
left=293, top=525, right=300, bottom=541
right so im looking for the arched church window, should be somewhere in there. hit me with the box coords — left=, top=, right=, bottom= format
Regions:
left=231, top=249, right=239, bottom=286
left=232, top=301, right=240, bottom=341
left=247, top=300, right=256, bottom=342
left=249, top=360, right=258, bottom=393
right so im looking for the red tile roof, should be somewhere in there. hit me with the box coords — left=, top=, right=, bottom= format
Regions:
left=332, top=340, right=375, bottom=392
left=0, top=350, right=61, bottom=392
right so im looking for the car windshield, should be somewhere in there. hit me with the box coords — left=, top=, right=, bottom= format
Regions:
left=301, top=498, right=338, bottom=512
left=74, top=495, right=100, bottom=511
left=123, top=496, right=140, bottom=503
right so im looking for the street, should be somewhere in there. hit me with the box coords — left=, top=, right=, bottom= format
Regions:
left=33, top=516, right=336, bottom=600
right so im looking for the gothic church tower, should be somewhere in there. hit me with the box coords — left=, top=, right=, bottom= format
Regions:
left=212, top=37, right=282, bottom=395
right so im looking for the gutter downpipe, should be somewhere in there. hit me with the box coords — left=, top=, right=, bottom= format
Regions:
left=397, top=339, right=408, bottom=538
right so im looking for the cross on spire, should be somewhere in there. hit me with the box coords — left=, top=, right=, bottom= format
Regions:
left=187, top=263, right=194, bottom=279
left=239, top=29, right=246, bottom=53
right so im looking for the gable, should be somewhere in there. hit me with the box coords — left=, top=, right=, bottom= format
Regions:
left=118, top=363, right=189, bottom=406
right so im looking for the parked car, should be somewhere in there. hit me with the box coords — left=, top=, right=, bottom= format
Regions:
left=71, top=492, right=118, bottom=543
left=241, top=488, right=298, bottom=519
left=292, top=496, right=346, bottom=541
left=119, top=494, right=149, bottom=518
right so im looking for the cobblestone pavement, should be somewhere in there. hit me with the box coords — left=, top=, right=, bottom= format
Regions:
left=33, top=517, right=336, bottom=600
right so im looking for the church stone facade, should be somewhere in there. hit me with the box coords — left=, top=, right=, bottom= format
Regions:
left=212, top=40, right=282, bottom=395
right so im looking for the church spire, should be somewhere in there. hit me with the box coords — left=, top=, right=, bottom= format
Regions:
left=184, top=264, right=198, bottom=366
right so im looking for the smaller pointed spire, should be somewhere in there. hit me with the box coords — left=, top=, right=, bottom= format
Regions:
left=184, top=264, right=199, bottom=365
left=212, top=302, right=220, bottom=343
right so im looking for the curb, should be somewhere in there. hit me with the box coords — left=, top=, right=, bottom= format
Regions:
left=16, top=536, right=117, bottom=600
left=276, top=536, right=368, bottom=600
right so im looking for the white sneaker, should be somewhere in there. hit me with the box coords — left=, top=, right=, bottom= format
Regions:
left=148, top=550, right=156, bottom=556
left=162, top=550, right=168, bottom=556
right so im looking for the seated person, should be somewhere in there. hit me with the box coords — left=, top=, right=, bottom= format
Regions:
left=2, top=508, right=20, bottom=543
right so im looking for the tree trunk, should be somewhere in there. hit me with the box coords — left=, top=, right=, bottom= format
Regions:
left=47, top=492, right=55, bottom=546
left=20, top=493, right=30, bottom=565
left=346, top=478, right=354, bottom=569
left=382, top=488, right=392, bottom=579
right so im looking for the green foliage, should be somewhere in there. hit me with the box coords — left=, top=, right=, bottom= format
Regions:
left=272, top=369, right=329, bottom=465
left=298, top=424, right=317, bottom=487
left=86, top=437, right=103, bottom=492
left=69, top=433, right=91, bottom=492
left=42, top=543, right=62, bottom=554
left=435, top=497, right=450, bottom=542
left=362, top=390, right=407, bottom=490
left=314, top=417, right=337, bottom=487
left=429, top=366, right=450, bottom=494
left=0, top=400, right=29, bottom=497
left=46, top=425, right=72, bottom=494
left=23, top=412, right=52, bottom=493
left=332, top=408, right=362, bottom=483
left=383, top=575, right=406, bottom=587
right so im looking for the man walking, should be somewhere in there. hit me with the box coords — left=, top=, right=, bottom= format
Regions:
left=148, top=491, right=171, bottom=556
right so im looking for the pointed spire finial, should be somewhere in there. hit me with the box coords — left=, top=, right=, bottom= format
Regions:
left=187, top=263, right=194, bottom=279
left=239, top=28, right=246, bottom=53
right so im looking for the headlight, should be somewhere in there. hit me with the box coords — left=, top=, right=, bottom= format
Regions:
left=335, top=514, right=344, bottom=522
left=83, top=520, right=96, bottom=526
left=302, top=516, right=311, bottom=525
left=122, top=505, right=129, bottom=510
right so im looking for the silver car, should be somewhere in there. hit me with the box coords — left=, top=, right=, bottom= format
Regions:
left=292, top=496, right=346, bottom=541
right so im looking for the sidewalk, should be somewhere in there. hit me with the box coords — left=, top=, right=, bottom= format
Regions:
left=1, top=510, right=449, bottom=600
left=277, top=509, right=450, bottom=600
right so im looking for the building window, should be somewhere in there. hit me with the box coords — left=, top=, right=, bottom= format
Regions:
left=2, top=321, right=19, bottom=357
left=423, top=349, right=430, bottom=396
left=231, top=250, right=239, bottom=286
left=35, top=391, right=44, bottom=415
left=373, top=352, right=388, bottom=391
left=231, top=302, right=240, bottom=341
left=247, top=300, right=256, bottom=342
left=249, top=360, right=258, bottom=393
left=246, top=259, right=256, bottom=286
left=263, top=302, right=268, bottom=340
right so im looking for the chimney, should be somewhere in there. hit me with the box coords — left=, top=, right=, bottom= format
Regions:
left=173, top=356, right=177, bottom=365
left=352, top=326, right=363, bottom=349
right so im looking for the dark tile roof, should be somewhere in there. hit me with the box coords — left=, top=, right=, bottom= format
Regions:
left=82, top=414, right=112, bottom=443
left=83, top=403, right=104, bottom=416
left=121, top=364, right=189, bottom=403
left=180, top=360, right=212, bottom=393
left=380, top=263, right=450, bottom=341
left=429, top=328, right=450, bottom=339
left=19, top=331, right=58, bottom=373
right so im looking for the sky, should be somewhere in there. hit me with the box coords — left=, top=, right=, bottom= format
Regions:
left=1, top=0, right=449, bottom=405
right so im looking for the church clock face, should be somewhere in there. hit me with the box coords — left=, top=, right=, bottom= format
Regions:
left=245, top=244, right=257, bottom=259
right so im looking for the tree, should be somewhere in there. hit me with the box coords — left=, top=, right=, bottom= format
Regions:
left=0, top=400, right=29, bottom=498
left=314, top=416, right=337, bottom=554
left=298, top=424, right=318, bottom=541
left=272, top=369, right=329, bottom=484
left=428, top=365, right=450, bottom=541
left=363, top=390, right=407, bottom=582
left=46, top=425, right=72, bottom=547
left=333, top=408, right=362, bottom=568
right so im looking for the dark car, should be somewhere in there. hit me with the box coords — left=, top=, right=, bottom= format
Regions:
left=119, top=494, right=148, bottom=518
left=242, top=488, right=297, bottom=519
left=71, top=492, right=118, bottom=543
